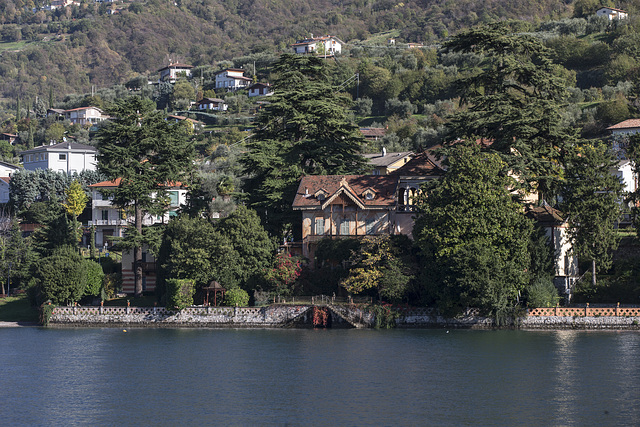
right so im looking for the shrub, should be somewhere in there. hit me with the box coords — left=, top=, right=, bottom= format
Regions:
left=526, top=277, right=560, bottom=307
left=166, top=279, right=195, bottom=311
left=36, top=246, right=87, bottom=305
left=223, top=287, right=250, bottom=307
left=83, top=259, right=104, bottom=297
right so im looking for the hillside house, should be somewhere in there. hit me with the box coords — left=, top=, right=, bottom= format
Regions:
left=19, top=142, right=97, bottom=174
left=360, top=127, right=386, bottom=142
left=596, top=7, right=628, bottom=20
left=215, top=69, right=252, bottom=90
left=88, top=178, right=187, bottom=248
left=63, top=106, right=108, bottom=126
left=526, top=205, right=579, bottom=302
left=0, top=133, right=18, bottom=145
left=158, top=63, right=194, bottom=83
left=196, top=97, right=228, bottom=111
left=292, top=35, right=343, bottom=55
left=292, top=150, right=445, bottom=264
left=247, top=83, right=273, bottom=97
left=363, top=150, right=413, bottom=175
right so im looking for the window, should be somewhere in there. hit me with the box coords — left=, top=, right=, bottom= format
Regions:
left=340, top=219, right=350, bottom=235
left=101, top=210, right=109, bottom=221
left=59, top=154, right=66, bottom=160
left=314, top=217, right=325, bottom=235
left=365, top=218, right=376, bottom=235
left=168, top=191, right=180, bottom=207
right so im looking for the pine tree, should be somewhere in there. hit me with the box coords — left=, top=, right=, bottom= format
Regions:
left=241, top=54, right=367, bottom=236
left=96, top=96, right=195, bottom=296
left=444, top=23, right=575, bottom=200
left=561, top=142, right=624, bottom=286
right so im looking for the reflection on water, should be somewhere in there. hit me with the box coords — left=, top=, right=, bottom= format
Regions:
left=1, top=328, right=639, bottom=426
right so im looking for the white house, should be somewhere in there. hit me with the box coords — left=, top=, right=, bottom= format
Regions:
left=292, top=35, right=343, bottom=55
left=196, top=97, right=228, bottom=111
left=0, top=160, right=19, bottom=177
left=214, top=69, right=252, bottom=90
left=596, top=7, right=628, bottom=20
left=88, top=179, right=188, bottom=248
left=63, top=106, right=108, bottom=126
left=526, top=205, right=579, bottom=302
left=19, top=142, right=97, bottom=174
left=157, top=63, right=194, bottom=83
left=0, top=177, right=9, bottom=204
left=247, top=83, right=273, bottom=97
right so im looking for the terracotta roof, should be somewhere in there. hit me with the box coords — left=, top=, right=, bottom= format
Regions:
left=64, top=106, right=103, bottom=112
left=607, top=119, right=640, bottom=130
left=391, top=148, right=446, bottom=177
left=526, top=205, right=566, bottom=225
left=359, top=128, right=386, bottom=139
left=293, top=175, right=397, bottom=210
left=598, top=7, right=627, bottom=13
left=89, top=178, right=185, bottom=188
left=363, top=151, right=413, bottom=168
left=0, top=177, right=10, bottom=184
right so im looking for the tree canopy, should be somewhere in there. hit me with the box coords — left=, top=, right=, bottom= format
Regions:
left=241, top=54, right=368, bottom=236
left=96, top=96, right=195, bottom=296
left=414, top=143, right=533, bottom=319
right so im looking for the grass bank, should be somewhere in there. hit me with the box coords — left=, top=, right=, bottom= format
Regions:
left=0, top=294, right=39, bottom=322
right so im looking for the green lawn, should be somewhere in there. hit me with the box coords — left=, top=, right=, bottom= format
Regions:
left=0, top=40, right=30, bottom=52
left=0, top=294, right=39, bottom=322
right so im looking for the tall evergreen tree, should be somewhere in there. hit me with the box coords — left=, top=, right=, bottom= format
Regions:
left=96, top=96, right=195, bottom=296
left=241, top=54, right=368, bottom=237
left=445, top=23, right=574, bottom=199
left=560, top=142, right=624, bottom=287
left=413, top=143, right=533, bottom=320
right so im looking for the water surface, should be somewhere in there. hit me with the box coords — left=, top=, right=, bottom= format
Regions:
left=1, top=328, right=639, bottom=426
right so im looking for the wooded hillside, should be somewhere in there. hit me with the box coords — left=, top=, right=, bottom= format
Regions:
left=0, top=0, right=592, bottom=107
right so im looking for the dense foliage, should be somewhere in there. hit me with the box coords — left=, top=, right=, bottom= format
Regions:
left=414, top=143, right=533, bottom=319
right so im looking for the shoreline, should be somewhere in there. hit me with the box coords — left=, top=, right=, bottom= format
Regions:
left=41, top=305, right=640, bottom=330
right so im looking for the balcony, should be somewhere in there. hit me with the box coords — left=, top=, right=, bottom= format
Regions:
left=88, top=219, right=128, bottom=226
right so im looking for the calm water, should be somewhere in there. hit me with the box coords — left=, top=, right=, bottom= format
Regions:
left=1, top=327, right=639, bottom=426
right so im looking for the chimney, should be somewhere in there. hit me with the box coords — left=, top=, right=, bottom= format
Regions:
left=382, top=147, right=387, bottom=157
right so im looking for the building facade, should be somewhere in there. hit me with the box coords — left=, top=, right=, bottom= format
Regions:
left=20, top=142, right=97, bottom=174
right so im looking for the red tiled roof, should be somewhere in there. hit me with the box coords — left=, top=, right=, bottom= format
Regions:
left=607, top=119, right=640, bottom=130
left=0, top=177, right=10, bottom=184
left=526, top=205, right=566, bottom=225
left=293, top=175, right=397, bottom=209
left=359, top=128, right=386, bottom=138
left=90, top=178, right=185, bottom=188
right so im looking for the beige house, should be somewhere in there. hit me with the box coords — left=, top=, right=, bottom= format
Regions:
left=526, top=205, right=579, bottom=301
left=292, top=35, right=344, bottom=55
left=63, top=106, right=108, bottom=126
left=292, top=150, right=445, bottom=264
left=215, top=68, right=252, bottom=90
left=363, top=150, right=414, bottom=175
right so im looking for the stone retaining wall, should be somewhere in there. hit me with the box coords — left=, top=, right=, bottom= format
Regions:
left=47, top=305, right=640, bottom=329
left=49, top=305, right=312, bottom=328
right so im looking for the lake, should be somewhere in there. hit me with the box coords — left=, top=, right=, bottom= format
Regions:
left=1, top=327, right=639, bottom=426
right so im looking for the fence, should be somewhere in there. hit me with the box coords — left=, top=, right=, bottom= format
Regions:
left=528, top=303, right=640, bottom=317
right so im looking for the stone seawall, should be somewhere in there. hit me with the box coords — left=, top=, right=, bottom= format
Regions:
left=47, top=305, right=640, bottom=329
left=49, top=305, right=315, bottom=328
